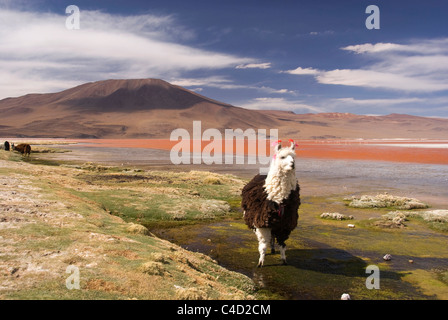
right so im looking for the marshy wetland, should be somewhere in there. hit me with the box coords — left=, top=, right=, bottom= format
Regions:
left=1, top=140, right=447, bottom=299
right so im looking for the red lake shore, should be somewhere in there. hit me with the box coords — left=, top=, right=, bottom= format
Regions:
left=71, top=139, right=448, bottom=165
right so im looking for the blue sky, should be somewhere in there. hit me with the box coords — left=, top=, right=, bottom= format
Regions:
left=1, top=0, right=448, bottom=117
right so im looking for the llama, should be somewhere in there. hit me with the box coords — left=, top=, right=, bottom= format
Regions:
left=241, top=139, right=300, bottom=267
left=14, top=143, right=31, bottom=157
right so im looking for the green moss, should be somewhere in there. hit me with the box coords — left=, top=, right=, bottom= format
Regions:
left=67, top=169, right=242, bottom=226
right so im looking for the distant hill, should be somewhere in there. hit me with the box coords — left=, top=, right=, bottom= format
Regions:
left=1, top=78, right=447, bottom=139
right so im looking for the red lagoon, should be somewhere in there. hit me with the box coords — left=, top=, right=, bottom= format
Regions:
left=71, top=139, right=448, bottom=166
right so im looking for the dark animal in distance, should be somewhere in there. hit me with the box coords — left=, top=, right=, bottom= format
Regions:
left=14, top=143, right=32, bottom=157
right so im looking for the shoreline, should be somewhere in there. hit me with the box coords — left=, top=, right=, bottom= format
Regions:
left=33, top=142, right=448, bottom=206
left=3, top=138, right=448, bottom=165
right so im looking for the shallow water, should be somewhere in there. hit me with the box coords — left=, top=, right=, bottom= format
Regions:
left=154, top=218, right=448, bottom=300
left=42, top=143, right=448, bottom=202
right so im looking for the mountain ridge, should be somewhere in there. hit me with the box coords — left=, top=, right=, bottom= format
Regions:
left=1, top=78, right=447, bottom=139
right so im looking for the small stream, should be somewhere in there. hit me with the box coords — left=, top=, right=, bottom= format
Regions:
left=152, top=216, right=448, bottom=300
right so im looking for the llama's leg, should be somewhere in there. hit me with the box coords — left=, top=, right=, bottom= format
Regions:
left=255, top=228, right=271, bottom=267
left=270, top=233, right=275, bottom=254
left=279, top=245, right=287, bottom=265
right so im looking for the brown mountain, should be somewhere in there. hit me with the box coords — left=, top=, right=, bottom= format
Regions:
left=0, top=78, right=447, bottom=139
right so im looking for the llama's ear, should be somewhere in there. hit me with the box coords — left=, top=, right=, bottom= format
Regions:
left=275, top=143, right=282, bottom=153
left=272, top=140, right=282, bottom=153
left=289, top=139, right=295, bottom=150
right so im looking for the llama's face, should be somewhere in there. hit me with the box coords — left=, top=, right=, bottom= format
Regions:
left=274, top=144, right=296, bottom=172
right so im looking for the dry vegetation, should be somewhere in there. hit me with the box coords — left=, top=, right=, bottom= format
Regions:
left=375, top=210, right=448, bottom=229
left=344, top=193, right=429, bottom=210
left=320, top=212, right=354, bottom=221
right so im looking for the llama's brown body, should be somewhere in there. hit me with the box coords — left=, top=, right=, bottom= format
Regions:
left=241, top=174, right=300, bottom=246
left=14, top=143, right=31, bottom=156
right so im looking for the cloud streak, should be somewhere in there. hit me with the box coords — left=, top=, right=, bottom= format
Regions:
left=334, top=97, right=424, bottom=106
left=171, top=77, right=295, bottom=95
left=316, top=69, right=448, bottom=92
left=284, top=67, right=320, bottom=75
left=235, top=62, right=271, bottom=69
left=239, top=97, right=324, bottom=113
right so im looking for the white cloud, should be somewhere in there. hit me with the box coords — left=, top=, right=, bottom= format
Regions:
left=171, top=76, right=253, bottom=90
left=342, top=39, right=448, bottom=55
left=259, top=87, right=295, bottom=94
left=171, top=77, right=295, bottom=95
left=341, top=43, right=405, bottom=54
left=316, top=69, right=448, bottom=92
left=240, top=97, right=324, bottom=113
left=309, top=30, right=334, bottom=36
left=0, top=8, right=252, bottom=98
left=236, top=62, right=271, bottom=69
left=286, top=38, right=448, bottom=93
left=335, top=97, right=424, bottom=106
left=283, top=67, right=320, bottom=75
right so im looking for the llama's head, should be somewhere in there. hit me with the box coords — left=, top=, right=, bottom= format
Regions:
left=271, top=140, right=296, bottom=173
left=264, top=139, right=298, bottom=203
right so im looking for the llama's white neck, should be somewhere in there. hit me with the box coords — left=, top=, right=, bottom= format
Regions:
left=264, top=166, right=297, bottom=204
